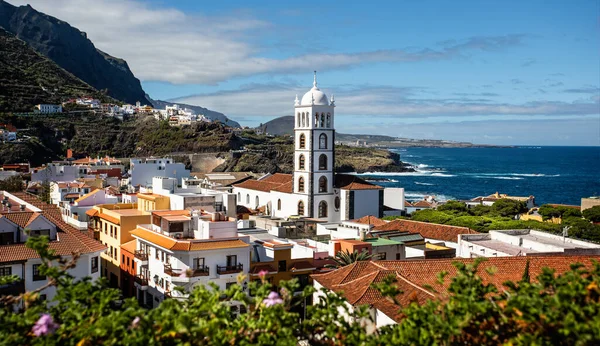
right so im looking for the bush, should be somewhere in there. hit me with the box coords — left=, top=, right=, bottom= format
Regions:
left=584, top=206, right=600, bottom=223
left=437, top=200, right=468, bottom=215
left=1, top=237, right=599, bottom=345
left=411, top=209, right=453, bottom=224
left=491, top=199, right=528, bottom=218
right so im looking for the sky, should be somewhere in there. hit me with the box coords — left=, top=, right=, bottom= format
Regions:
left=11, top=0, right=600, bottom=145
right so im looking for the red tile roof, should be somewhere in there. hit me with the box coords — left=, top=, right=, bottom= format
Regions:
left=261, top=173, right=293, bottom=184
left=234, top=174, right=292, bottom=193
left=334, top=174, right=382, bottom=191
left=373, top=219, right=477, bottom=242
left=412, top=200, right=434, bottom=208
left=0, top=192, right=107, bottom=263
left=313, top=255, right=600, bottom=322
left=130, top=227, right=249, bottom=251
left=352, top=215, right=388, bottom=227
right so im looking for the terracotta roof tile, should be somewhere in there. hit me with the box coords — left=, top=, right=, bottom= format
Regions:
left=334, top=174, right=382, bottom=191
left=289, top=260, right=316, bottom=272
left=313, top=255, right=600, bottom=323
left=234, top=180, right=287, bottom=193
left=249, top=264, right=278, bottom=275
left=373, top=219, right=477, bottom=242
left=130, top=227, right=249, bottom=251
left=261, top=173, right=293, bottom=184
left=352, top=215, right=387, bottom=227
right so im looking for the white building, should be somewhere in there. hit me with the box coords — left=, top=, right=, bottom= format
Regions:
left=50, top=182, right=93, bottom=205
left=457, top=229, right=600, bottom=258
left=59, top=189, right=118, bottom=230
left=233, top=73, right=383, bottom=222
left=130, top=158, right=190, bottom=188
left=34, top=104, right=63, bottom=113
left=0, top=191, right=105, bottom=304
left=130, top=210, right=251, bottom=307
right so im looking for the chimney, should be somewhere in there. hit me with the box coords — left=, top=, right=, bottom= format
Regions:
left=19, top=204, right=25, bottom=211
left=66, top=148, right=73, bottom=159
left=359, top=229, right=367, bottom=241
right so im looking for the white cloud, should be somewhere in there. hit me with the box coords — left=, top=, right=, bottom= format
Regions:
left=12, top=0, right=524, bottom=84
left=174, top=83, right=600, bottom=119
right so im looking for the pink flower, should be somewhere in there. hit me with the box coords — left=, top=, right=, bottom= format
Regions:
left=130, top=316, right=141, bottom=329
left=258, top=269, right=268, bottom=280
left=32, top=313, right=59, bottom=337
left=262, top=291, right=283, bottom=307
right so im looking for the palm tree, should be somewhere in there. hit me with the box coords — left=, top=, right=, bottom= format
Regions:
left=325, top=249, right=373, bottom=269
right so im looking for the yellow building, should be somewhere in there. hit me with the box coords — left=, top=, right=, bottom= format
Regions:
left=137, top=193, right=170, bottom=213
left=87, top=203, right=150, bottom=288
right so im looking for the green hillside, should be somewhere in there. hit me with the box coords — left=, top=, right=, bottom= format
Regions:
left=0, top=28, right=108, bottom=112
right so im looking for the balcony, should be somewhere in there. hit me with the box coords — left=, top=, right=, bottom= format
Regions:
left=217, top=263, right=243, bottom=275
left=164, top=264, right=210, bottom=282
left=134, top=275, right=148, bottom=290
left=134, top=251, right=149, bottom=264
left=0, top=279, right=25, bottom=297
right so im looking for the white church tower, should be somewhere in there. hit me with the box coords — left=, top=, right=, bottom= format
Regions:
left=293, top=72, right=336, bottom=219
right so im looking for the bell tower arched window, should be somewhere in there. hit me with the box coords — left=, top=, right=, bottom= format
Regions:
left=298, top=201, right=304, bottom=216
left=326, top=113, right=331, bottom=127
left=319, top=154, right=327, bottom=170
left=319, top=134, right=327, bottom=149
left=318, top=201, right=328, bottom=218
left=299, top=134, right=306, bottom=148
left=297, top=113, right=301, bottom=127
left=320, top=113, right=325, bottom=127
left=315, top=113, right=319, bottom=127
left=319, top=176, right=328, bottom=193
left=299, top=154, right=305, bottom=170
left=298, top=177, right=305, bottom=192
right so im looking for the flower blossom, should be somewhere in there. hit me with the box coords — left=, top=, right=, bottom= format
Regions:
left=258, top=269, right=269, bottom=280
left=32, top=313, right=59, bottom=337
left=130, top=316, right=141, bottom=329
left=262, top=291, right=283, bottom=307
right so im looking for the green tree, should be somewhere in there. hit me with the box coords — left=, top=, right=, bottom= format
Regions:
left=491, top=199, right=528, bottom=217
left=583, top=206, right=600, bottom=223
left=0, top=175, right=24, bottom=192
left=437, top=200, right=468, bottom=215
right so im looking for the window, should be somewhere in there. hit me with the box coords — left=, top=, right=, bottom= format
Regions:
left=334, top=196, right=341, bottom=210
left=156, top=249, right=160, bottom=260
left=319, top=154, right=327, bottom=170
left=298, top=201, right=304, bottom=216
left=376, top=253, right=387, bottom=260
left=122, top=254, right=125, bottom=263
left=297, top=113, right=301, bottom=127
left=30, top=230, right=50, bottom=237
left=299, top=134, right=306, bottom=148
left=0, top=267, right=11, bottom=276
left=237, top=192, right=240, bottom=201
left=194, top=257, right=205, bottom=269
left=298, top=154, right=305, bottom=170
left=320, top=114, right=325, bottom=128
left=315, top=113, right=319, bottom=127
left=104, top=223, right=107, bottom=234
left=318, top=201, right=328, bottom=218
left=277, top=199, right=281, bottom=211
left=396, top=253, right=402, bottom=260
left=319, top=176, right=328, bottom=193
left=278, top=260, right=286, bottom=272
left=32, top=264, right=45, bottom=281
left=91, top=256, right=98, bottom=273
left=255, top=196, right=260, bottom=208
left=319, top=133, right=327, bottom=149
left=226, top=255, right=237, bottom=267
left=114, top=248, right=117, bottom=260
left=127, top=257, right=130, bottom=267
left=246, top=194, right=250, bottom=204
left=0, top=232, right=14, bottom=245
left=326, top=113, right=331, bottom=127
left=39, top=294, right=47, bottom=301
left=298, top=177, right=305, bottom=192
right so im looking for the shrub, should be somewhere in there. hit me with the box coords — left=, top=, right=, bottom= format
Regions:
left=584, top=206, right=600, bottom=223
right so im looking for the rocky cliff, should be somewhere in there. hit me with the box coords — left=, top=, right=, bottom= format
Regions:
left=0, top=0, right=150, bottom=105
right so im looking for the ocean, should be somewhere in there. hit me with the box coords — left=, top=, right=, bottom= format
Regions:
left=356, top=146, right=600, bottom=206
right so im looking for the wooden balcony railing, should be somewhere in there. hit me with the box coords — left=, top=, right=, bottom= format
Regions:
left=217, top=263, right=243, bottom=275
left=134, top=275, right=148, bottom=286
left=164, top=264, right=210, bottom=278
left=134, top=250, right=148, bottom=261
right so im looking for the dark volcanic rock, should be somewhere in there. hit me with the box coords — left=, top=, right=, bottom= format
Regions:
left=0, top=1, right=150, bottom=104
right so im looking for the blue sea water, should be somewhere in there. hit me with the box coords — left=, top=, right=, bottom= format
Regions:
left=357, top=146, right=600, bottom=206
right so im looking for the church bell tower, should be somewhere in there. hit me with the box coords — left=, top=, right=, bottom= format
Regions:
left=293, top=72, right=335, bottom=219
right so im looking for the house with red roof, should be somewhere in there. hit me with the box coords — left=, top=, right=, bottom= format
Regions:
left=0, top=191, right=105, bottom=303
left=312, top=255, right=600, bottom=331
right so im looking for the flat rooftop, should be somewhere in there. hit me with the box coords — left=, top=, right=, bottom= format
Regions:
left=363, top=237, right=403, bottom=247
left=110, top=209, right=146, bottom=216
left=519, top=233, right=597, bottom=249
left=470, top=239, right=541, bottom=256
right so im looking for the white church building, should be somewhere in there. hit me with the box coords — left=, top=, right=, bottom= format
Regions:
left=233, top=73, right=383, bottom=222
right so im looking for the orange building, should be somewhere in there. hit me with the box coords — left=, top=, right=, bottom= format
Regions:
left=120, top=240, right=137, bottom=298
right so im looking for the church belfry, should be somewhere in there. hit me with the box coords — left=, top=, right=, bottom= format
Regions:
left=293, top=72, right=335, bottom=218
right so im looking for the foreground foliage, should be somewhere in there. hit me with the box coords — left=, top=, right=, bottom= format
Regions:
left=0, top=237, right=599, bottom=345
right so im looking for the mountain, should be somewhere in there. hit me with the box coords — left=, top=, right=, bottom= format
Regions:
left=0, top=0, right=150, bottom=105
left=0, top=28, right=109, bottom=111
left=258, top=115, right=294, bottom=135
left=150, top=99, right=241, bottom=128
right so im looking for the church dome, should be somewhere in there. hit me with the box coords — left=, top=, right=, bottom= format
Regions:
left=299, top=72, right=329, bottom=106
left=301, top=87, right=329, bottom=106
